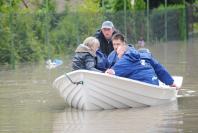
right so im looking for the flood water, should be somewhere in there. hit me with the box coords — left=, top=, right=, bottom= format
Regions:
left=0, top=38, right=198, bottom=133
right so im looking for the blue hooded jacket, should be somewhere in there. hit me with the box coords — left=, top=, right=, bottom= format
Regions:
left=108, top=50, right=118, bottom=68
left=108, top=47, right=174, bottom=85
left=138, top=48, right=174, bottom=85
left=112, top=47, right=159, bottom=85
left=108, top=44, right=133, bottom=68
left=96, top=50, right=109, bottom=72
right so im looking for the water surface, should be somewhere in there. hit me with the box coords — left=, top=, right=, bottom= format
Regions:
left=0, top=38, right=198, bottom=133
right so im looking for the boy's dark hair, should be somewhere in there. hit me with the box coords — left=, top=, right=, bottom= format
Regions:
left=112, top=33, right=126, bottom=43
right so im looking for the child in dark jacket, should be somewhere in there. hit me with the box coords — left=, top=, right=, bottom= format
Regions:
left=72, top=37, right=101, bottom=72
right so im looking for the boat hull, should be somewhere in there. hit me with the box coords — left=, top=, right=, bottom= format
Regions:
left=53, top=70, right=183, bottom=110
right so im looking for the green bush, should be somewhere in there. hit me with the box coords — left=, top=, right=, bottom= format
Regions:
left=0, top=1, right=191, bottom=66
left=150, top=5, right=186, bottom=41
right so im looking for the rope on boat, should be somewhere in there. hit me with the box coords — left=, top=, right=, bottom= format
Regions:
left=65, top=74, right=83, bottom=85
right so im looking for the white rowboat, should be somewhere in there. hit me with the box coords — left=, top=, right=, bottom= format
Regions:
left=53, top=70, right=183, bottom=110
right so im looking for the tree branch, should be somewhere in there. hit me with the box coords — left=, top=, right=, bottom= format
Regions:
left=22, top=0, right=28, bottom=8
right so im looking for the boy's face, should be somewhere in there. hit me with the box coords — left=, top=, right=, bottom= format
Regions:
left=112, top=39, right=124, bottom=51
left=112, top=39, right=126, bottom=58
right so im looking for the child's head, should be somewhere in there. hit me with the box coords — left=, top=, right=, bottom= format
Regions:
left=136, top=37, right=145, bottom=49
left=83, top=37, right=100, bottom=53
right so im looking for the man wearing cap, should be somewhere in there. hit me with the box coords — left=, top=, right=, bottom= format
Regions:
left=94, top=21, right=118, bottom=56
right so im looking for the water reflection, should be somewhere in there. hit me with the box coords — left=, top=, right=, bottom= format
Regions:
left=53, top=102, right=180, bottom=133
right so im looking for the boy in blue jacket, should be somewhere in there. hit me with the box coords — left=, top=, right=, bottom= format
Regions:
left=106, top=33, right=159, bottom=85
left=107, top=33, right=177, bottom=87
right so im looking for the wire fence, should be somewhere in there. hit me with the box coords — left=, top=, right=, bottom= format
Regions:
left=0, top=5, right=198, bottom=68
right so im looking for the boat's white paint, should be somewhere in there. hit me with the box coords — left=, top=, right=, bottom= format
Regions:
left=53, top=70, right=183, bottom=110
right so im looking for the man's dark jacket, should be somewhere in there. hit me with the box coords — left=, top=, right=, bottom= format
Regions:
left=94, top=30, right=117, bottom=56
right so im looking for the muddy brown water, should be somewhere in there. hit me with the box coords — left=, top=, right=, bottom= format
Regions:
left=0, top=38, right=198, bottom=133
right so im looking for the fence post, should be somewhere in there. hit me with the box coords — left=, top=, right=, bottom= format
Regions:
left=183, top=0, right=187, bottom=41
left=165, top=0, right=167, bottom=42
left=124, top=0, right=127, bottom=38
left=45, top=0, right=50, bottom=59
left=101, top=0, right=104, bottom=8
left=75, top=10, right=80, bottom=46
left=146, top=0, right=150, bottom=43
left=9, top=0, right=15, bottom=69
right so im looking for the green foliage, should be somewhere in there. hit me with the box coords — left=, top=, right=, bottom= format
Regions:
left=0, top=0, right=20, bottom=13
left=112, top=0, right=132, bottom=12
left=157, top=4, right=184, bottom=10
left=36, top=0, right=56, bottom=14
left=99, top=0, right=114, bottom=12
left=50, top=13, right=78, bottom=51
left=193, top=0, right=198, bottom=32
left=131, top=0, right=146, bottom=42
left=77, top=0, right=101, bottom=13
left=0, top=14, right=10, bottom=64
left=13, top=14, right=45, bottom=62
left=133, top=0, right=146, bottom=11
left=0, top=0, right=192, bottom=66
left=0, top=0, right=57, bottom=65
left=150, top=5, right=186, bottom=41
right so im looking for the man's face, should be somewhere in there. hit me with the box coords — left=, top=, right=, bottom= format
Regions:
left=101, top=28, right=114, bottom=40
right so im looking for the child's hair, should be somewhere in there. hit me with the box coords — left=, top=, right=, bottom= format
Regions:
left=83, top=37, right=100, bottom=48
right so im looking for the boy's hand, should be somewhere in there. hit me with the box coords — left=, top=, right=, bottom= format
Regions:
left=105, top=69, right=115, bottom=75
